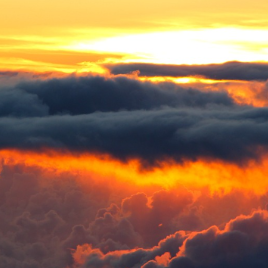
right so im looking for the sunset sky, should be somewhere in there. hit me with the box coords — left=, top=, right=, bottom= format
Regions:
left=2, top=0, right=268, bottom=71
left=1, top=1, right=268, bottom=268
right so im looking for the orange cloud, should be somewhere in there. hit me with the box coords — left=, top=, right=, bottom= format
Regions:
left=2, top=148, right=268, bottom=194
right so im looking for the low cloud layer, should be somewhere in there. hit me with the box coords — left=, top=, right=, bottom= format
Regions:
left=106, top=61, right=268, bottom=81
left=77, top=210, right=268, bottom=268
left=2, top=106, right=268, bottom=164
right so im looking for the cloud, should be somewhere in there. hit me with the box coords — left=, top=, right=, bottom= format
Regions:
left=73, top=231, right=187, bottom=268
left=75, top=210, right=268, bottom=268
left=121, top=190, right=193, bottom=246
left=105, top=61, right=268, bottom=81
left=0, top=163, right=115, bottom=268
left=171, top=210, right=268, bottom=268
left=0, top=161, right=192, bottom=267
left=1, top=106, right=268, bottom=164
left=15, top=75, right=233, bottom=116
left=1, top=158, right=268, bottom=268
left=1, top=74, right=268, bottom=164
left=2, top=70, right=268, bottom=268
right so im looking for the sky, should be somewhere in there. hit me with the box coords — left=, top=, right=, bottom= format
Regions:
left=2, top=0, right=268, bottom=71
left=1, top=1, right=268, bottom=268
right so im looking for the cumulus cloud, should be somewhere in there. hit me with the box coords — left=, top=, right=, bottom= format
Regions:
left=0, top=162, right=192, bottom=267
left=121, top=190, right=193, bottom=246
left=1, top=71, right=268, bottom=268
left=14, top=75, right=233, bottom=116
left=74, top=210, right=268, bottom=268
left=106, top=61, right=268, bottom=81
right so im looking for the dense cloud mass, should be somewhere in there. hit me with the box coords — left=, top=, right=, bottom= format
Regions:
left=1, top=73, right=268, bottom=164
left=1, top=71, right=268, bottom=267
left=3, top=107, right=268, bottom=164
left=106, top=61, right=268, bottom=81
left=14, top=75, right=234, bottom=115
left=0, top=161, right=268, bottom=268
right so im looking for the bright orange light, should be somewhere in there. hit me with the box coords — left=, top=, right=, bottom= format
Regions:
left=223, top=81, right=268, bottom=107
left=1, top=149, right=268, bottom=194
left=137, top=76, right=268, bottom=107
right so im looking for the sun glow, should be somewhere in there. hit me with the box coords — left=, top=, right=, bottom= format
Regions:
left=2, top=27, right=268, bottom=72
left=67, top=28, right=268, bottom=65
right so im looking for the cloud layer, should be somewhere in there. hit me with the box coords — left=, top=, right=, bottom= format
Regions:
left=77, top=210, right=268, bottom=268
left=106, top=61, right=268, bottom=81
left=1, top=160, right=268, bottom=268
left=1, top=71, right=268, bottom=267
left=0, top=74, right=268, bottom=164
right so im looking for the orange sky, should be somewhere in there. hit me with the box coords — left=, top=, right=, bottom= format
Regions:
left=2, top=149, right=268, bottom=195
left=2, top=2, right=268, bottom=267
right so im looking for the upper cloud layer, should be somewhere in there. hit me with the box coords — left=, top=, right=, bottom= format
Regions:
left=16, top=75, right=233, bottom=116
left=106, top=61, right=268, bottom=81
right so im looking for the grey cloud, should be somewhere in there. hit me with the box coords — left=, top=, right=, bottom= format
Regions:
left=106, top=61, right=268, bottom=81
left=1, top=107, right=268, bottom=164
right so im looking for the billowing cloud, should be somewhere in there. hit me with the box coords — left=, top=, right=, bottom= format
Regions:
left=2, top=105, right=268, bottom=164
left=1, top=74, right=268, bottom=165
left=106, top=61, right=268, bottom=81
left=73, top=210, right=268, bottom=268
left=1, top=158, right=268, bottom=268
left=1, top=71, right=268, bottom=268
left=16, top=75, right=233, bottom=115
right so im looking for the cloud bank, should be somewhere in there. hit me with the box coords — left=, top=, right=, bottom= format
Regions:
left=106, top=61, right=268, bottom=81
left=1, top=71, right=268, bottom=268
left=76, top=210, right=268, bottom=268
left=0, top=74, right=268, bottom=164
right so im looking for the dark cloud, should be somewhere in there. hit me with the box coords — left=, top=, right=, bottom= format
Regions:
left=78, top=210, right=268, bottom=268
left=14, top=75, right=233, bottom=116
left=0, top=87, right=49, bottom=117
left=106, top=61, right=268, bottom=81
left=0, top=73, right=267, bottom=165
left=170, top=210, right=268, bottom=268
left=0, top=163, right=114, bottom=268
left=78, top=231, right=186, bottom=268
left=6, top=74, right=266, bottom=164
left=1, top=106, right=268, bottom=164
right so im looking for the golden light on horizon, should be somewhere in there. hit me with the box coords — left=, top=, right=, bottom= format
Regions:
left=1, top=27, right=268, bottom=73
